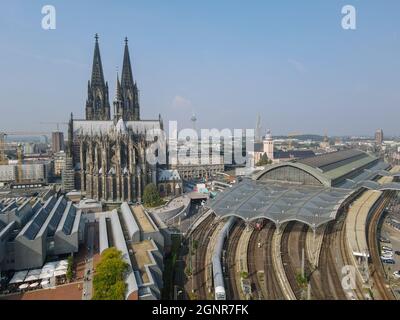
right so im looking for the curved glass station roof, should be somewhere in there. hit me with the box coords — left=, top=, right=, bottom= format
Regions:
left=208, top=179, right=353, bottom=228
left=208, top=150, right=400, bottom=229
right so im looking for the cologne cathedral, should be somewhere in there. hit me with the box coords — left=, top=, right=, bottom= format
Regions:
left=64, top=35, right=162, bottom=203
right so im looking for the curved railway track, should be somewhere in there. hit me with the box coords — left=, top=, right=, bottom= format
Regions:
left=262, top=223, right=285, bottom=300
left=247, top=229, right=265, bottom=300
left=281, top=222, right=306, bottom=299
left=187, top=214, right=216, bottom=299
left=296, top=224, right=326, bottom=300
left=367, top=191, right=395, bottom=300
left=318, top=221, right=347, bottom=300
left=339, top=218, right=364, bottom=300
left=224, top=221, right=245, bottom=300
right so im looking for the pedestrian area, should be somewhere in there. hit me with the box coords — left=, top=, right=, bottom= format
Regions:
left=6, top=259, right=68, bottom=294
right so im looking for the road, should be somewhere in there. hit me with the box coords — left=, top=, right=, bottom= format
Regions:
left=82, top=222, right=94, bottom=300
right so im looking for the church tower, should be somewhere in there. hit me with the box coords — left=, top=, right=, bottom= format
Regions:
left=121, top=37, right=140, bottom=121
left=113, top=73, right=124, bottom=121
left=264, top=129, right=274, bottom=161
left=85, top=34, right=111, bottom=120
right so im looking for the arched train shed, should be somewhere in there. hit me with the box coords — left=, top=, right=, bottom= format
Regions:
left=208, top=150, right=400, bottom=230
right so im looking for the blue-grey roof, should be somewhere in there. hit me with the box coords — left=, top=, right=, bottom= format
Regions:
left=274, top=150, right=315, bottom=159
left=336, top=161, right=390, bottom=189
left=207, top=179, right=352, bottom=228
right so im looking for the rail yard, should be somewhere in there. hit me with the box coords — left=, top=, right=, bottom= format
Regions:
left=181, top=150, right=400, bottom=300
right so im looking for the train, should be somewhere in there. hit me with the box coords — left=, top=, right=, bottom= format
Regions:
left=212, top=216, right=236, bottom=300
left=215, top=286, right=226, bottom=300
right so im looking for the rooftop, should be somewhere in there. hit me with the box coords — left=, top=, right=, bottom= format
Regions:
left=73, top=119, right=161, bottom=137
left=257, top=149, right=380, bottom=187
left=130, top=240, right=156, bottom=284
left=131, top=205, right=155, bottom=233
left=207, top=179, right=352, bottom=228
left=297, top=149, right=373, bottom=172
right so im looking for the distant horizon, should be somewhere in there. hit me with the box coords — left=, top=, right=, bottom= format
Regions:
left=0, top=1, right=399, bottom=136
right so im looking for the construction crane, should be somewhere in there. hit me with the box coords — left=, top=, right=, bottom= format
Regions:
left=40, top=122, right=68, bottom=132
left=2, top=131, right=51, bottom=136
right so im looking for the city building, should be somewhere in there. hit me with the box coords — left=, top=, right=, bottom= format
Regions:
left=51, top=132, right=65, bottom=154
left=53, top=152, right=66, bottom=177
left=63, top=35, right=162, bottom=202
left=251, top=129, right=315, bottom=166
left=0, top=193, right=82, bottom=272
left=98, top=203, right=164, bottom=299
left=169, top=138, right=225, bottom=180
left=158, top=169, right=182, bottom=197
left=375, top=129, right=384, bottom=145
left=0, top=162, right=51, bottom=185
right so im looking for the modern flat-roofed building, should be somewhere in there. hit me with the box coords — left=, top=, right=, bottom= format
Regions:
left=97, top=203, right=164, bottom=300
left=0, top=194, right=83, bottom=272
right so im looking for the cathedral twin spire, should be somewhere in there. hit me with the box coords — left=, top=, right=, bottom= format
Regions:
left=85, top=34, right=140, bottom=122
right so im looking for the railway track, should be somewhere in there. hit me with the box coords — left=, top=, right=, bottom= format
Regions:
left=186, top=214, right=216, bottom=299
left=281, top=222, right=307, bottom=299
left=367, top=191, right=395, bottom=300
left=296, top=224, right=327, bottom=300
left=262, top=223, right=285, bottom=300
left=224, top=221, right=245, bottom=300
left=339, top=218, right=364, bottom=300
left=247, top=229, right=265, bottom=300
left=318, top=221, right=348, bottom=300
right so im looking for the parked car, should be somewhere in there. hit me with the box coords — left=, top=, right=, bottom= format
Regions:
left=382, top=258, right=396, bottom=265
left=382, top=246, right=393, bottom=251
left=393, top=271, right=400, bottom=279
left=380, top=237, right=391, bottom=244
left=395, top=251, right=400, bottom=256
left=382, top=254, right=393, bottom=260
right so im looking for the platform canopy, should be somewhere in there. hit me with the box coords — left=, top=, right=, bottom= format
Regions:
left=207, top=179, right=353, bottom=228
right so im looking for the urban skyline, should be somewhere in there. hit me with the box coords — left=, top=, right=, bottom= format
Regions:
left=1, top=1, right=400, bottom=305
left=0, top=1, right=399, bottom=136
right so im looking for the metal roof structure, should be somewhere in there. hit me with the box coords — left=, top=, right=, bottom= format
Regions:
left=337, top=161, right=390, bottom=189
left=274, top=150, right=315, bottom=160
left=207, top=179, right=353, bottom=229
left=255, top=149, right=380, bottom=187
left=298, top=149, right=368, bottom=171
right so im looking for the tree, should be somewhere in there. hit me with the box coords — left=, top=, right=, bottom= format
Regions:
left=92, top=247, right=128, bottom=300
left=143, top=183, right=162, bottom=207
left=256, top=153, right=272, bottom=166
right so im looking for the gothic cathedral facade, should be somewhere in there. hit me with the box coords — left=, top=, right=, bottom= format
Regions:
left=65, top=35, right=162, bottom=203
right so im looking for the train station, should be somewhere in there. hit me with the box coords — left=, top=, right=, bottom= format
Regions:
left=209, top=150, right=400, bottom=230
left=196, top=150, right=400, bottom=300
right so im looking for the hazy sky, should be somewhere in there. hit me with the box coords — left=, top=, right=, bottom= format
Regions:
left=0, top=0, right=399, bottom=136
